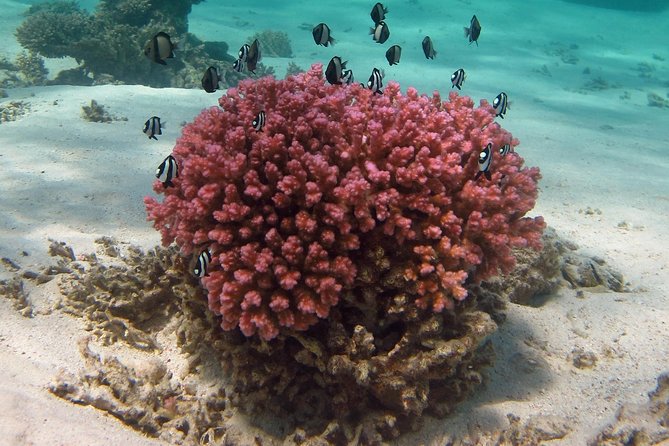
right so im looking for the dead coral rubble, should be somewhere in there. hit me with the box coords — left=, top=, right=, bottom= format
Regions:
left=484, top=227, right=627, bottom=306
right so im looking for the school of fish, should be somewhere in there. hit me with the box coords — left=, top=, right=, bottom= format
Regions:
left=141, top=2, right=513, bottom=278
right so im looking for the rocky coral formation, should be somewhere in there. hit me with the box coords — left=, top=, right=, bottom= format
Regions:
left=14, top=51, right=48, bottom=86
left=145, top=65, right=545, bottom=341
left=0, top=100, right=31, bottom=123
left=80, top=99, right=127, bottom=123
left=249, top=30, right=293, bottom=58
left=13, top=0, right=252, bottom=88
left=484, top=227, right=627, bottom=306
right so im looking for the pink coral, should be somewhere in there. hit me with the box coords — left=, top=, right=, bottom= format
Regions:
left=145, top=64, right=544, bottom=340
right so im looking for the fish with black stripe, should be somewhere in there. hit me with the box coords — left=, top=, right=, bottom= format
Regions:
left=193, top=249, right=211, bottom=278
left=493, top=92, right=509, bottom=118
left=370, top=21, right=390, bottom=44
left=155, top=154, right=178, bottom=188
left=312, top=23, right=335, bottom=47
left=246, top=39, right=261, bottom=73
left=475, top=143, right=493, bottom=181
left=366, top=68, right=384, bottom=94
left=143, top=116, right=164, bottom=140
left=201, top=66, right=222, bottom=93
left=451, top=68, right=466, bottom=90
left=144, top=32, right=175, bottom=65
left=499, top=143, right=512, bottom=156
left=422, top=36, right=436, bottom=59
left=341, top=69, right=354, bottom=84
left=385, top=45, right=401, bottom=65
left=252, top=111, right=266, bottom=132
left=325, top=56, right=347, bottom=85
left=464, top=15, right=481, bottom=46
left=370, top=2, right=388, bottom=24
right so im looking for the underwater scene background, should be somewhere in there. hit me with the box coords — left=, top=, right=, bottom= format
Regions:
left=0, top=0, right=668, bottom=445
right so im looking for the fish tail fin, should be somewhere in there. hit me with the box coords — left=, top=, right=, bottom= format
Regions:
left=329, top=36, right=335, bottom=46
left=485, top=171, right=492, bottom=181
left=464, top=26, right=470, bottom=37
left=369, top=27, right=375, bottom=35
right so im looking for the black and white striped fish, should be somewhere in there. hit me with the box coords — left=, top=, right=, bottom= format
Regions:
left=193, top=249, right=211, bottom=278
left=144, top=32, right=175, bottom=65
left=499, top=143, right=512, bottom=156
left=325, top=56, right=347, bottom=85
left=385, top=44, right=401, bottom=65
left=366, top=68, right=384, bottom=94
left=143, top=116, right=164, bottom=140
left=341, top=69, right=354, bottom=85
left=312, top=23, right=335, bottom=47
left=451, top=68, right=466, bottom=90
left=155, top=154, right=178, bottom=188
left=464, top=15, right=481, bottom=46
left=238, top=43, right=250, bottom=61
left=422, top=36, right=436, bottom=59
left=201, top=66, right=221, bottom=93
left=252, top=111, right=266, bottom=132
left=232, top=58, right=245, bottom=72
left=370, top=2, right=388, bottom=24
left=475, top=143, right=493, bottom=181
left=370, top=21, right=390, bottom=44
left=493, top=92, right=509, bottom=118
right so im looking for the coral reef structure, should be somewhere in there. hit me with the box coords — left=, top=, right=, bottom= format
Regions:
left=13, top=0, right=248, bottom=88
left=248, top=30, right=294, bottom=58
left=145, top=64, right=545, bottom=341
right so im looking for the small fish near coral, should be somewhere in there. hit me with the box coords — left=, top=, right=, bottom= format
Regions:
left=499, top=143, right=513, bottom=156
left=422, top=36, right=436, bottom=59
left=385, top=45, right=402, bottom=65
left=312, top=23, right=335, bottom=47
left=464, top=15, right=482, bottom=45
left=325, top=56, right=347, bottom=85
left=246, top=39, right=262, bottom=73
left=232, top=39, right=261, bottom=73
left=366, top=67, right=384, bottom=94
left=201, top=66, right=221, bottom=93
left=341, top=69, right=354, bottom=85
left=156, top=155, right=178, bottom=188
left=252, top=111, right=266, bottom=132
left=143, top=116, right=164, bottom=140
left=144, top=32, right=176, bottom=65
left=475, top=142, right=494, bottom=180
left=193, top=249, right=211, bottom=278
left=493, top=92, right=509, bottom=118
left=451, top=68, right=466, bottom=90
